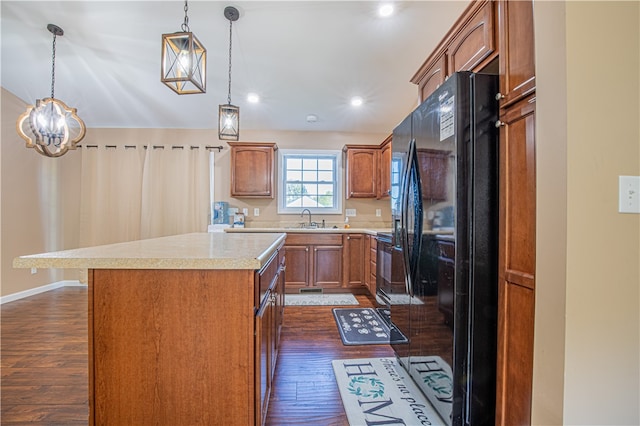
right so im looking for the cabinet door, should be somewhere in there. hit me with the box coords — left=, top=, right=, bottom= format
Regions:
left=369, top=237, right=378, bottom=295
left=229, top=143, right=277, bottom=198
left=313, top=245, right=343, bottom=288
left=446, top=0, right=496, bottom=73
left=416, top=149, right=450, bottom=201
left=495, top=95, right=536, bottom=426
left=345, top=148, right=378, bottom=198
left=255, top=293, right=274, bottom=426
left=378, top=137, right=392, bottom=199
left=417, top=53, right=447, bottom=103
left=283, top=245, right=310, bottom=291
left=343, top=234, right=365, bottom=288
left=498, top=0, right=535, bottom=108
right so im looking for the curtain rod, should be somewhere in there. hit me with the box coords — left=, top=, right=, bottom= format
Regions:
left=77, top=145, right=225, bottom=152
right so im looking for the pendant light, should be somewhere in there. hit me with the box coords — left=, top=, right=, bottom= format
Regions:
left=218, top=6, right=240, bottom=141
left=16, top=24, right=86, bottom=158
left=161, top=0, right=207, bottom=94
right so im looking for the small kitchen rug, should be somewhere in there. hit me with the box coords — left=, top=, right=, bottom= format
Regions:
left=285, top=293, right=359, bottom=306
left=332, top=357, right=445, bottom=426
left=332, top=308, right=408, bottom=345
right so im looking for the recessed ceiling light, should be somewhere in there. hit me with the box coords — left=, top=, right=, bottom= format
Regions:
left=351, top=96, right=364, bottom=107
left=306, top=114, right=318, bottom=123
left=247, top=93, right=260, bottom=103
left=378, top=4, right=394, bottom=17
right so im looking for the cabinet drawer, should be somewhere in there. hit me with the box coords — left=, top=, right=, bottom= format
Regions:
left=285, top=233, right=342, bottom=246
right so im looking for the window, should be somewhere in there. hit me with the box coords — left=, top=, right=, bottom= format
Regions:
left=277, top=149, right=342, bottom=214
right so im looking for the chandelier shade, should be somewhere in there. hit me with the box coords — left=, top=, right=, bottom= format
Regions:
left=161, top=31, right=207, bottom=94
left=15, top=24, right=85, bottom=158
left=218, top=103, right=239, bottom=141
left=16, top=98, right=86, bottom=158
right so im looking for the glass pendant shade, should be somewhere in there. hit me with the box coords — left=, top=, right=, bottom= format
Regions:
left=218, top=104, right=239, bottom=141
left=16, top=97, right=86, bottom=158
left=161, top=32, right=206, bottom=94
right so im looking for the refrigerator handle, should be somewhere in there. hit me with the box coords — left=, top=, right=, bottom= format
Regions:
left=406, top=139, right=423, bottom=298
left=399, top=141, right=413, bottom=297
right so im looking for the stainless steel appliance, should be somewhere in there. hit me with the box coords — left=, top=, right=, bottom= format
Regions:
left=390, top=72, right=499, bottom=426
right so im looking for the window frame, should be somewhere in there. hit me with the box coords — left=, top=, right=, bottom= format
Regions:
left=277, top=149, right=343, bottom=215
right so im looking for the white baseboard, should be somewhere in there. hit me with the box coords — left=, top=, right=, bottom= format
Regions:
left=0, top=280, right=86, bottom=305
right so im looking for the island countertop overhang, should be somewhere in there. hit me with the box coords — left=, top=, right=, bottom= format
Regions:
left=13, top=232, right=286, bottom=270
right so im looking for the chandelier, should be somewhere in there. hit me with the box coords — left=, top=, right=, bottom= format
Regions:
left=16, top=24, right=86, bottom=158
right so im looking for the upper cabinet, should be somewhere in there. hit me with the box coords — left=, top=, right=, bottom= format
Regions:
left=378, top=135, right=392, bottom=200
left=497, top=0, right=536, bottom=108
left=343, top=145, right=379, bottom=199
left=343, top=136, right=392, bottom=200
left=229, top=142, right=278, bottom=198
left=412, top=0, right=497, bottom=102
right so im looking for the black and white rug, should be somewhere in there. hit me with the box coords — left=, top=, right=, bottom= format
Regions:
left=332, top=357, right=446, bottom=426
left=332, top=308, right=408, bottom=345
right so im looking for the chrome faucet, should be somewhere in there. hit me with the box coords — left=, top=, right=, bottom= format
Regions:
left=301, top=208, right=312, bottom=228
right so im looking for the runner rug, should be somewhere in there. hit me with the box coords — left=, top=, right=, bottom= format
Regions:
left=285, top=293, right=359, bottom=306
left=332, top=357, right=445, bottom=426
left=332, top=308, right=408, bottom=345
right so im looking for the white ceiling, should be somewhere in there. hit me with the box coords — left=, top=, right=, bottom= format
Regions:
left=1, top=1, right=469, bottom=135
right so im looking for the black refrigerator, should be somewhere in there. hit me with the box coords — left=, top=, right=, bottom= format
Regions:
left=390, top=72, right=499, bottom=426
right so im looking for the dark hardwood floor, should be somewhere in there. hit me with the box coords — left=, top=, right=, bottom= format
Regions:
left=1, top=287, right=393, bottom=425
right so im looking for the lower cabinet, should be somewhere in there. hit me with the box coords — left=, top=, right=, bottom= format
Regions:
left=255, top=247, right=285, bottom=426
left=284, top=233, right=343, bottom=291
left=343, top=233, right=366, bottom=289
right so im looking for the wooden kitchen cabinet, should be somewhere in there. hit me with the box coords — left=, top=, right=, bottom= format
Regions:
left=88, top=239, right=285, bottom=426
left=378, top=135, right=392, bottom=199
left=412, top=0, right=497, bottom=103
left=284, top=233, right=343, bottom=291
left=446, top=0, right=496, bottom=75
left=369, top=235, right=378, bottom=296
left=343, top=233, right=365, bottom=289
left=255, top=248, right=285, bottom=426
left=497, top=0, right=535, bottom=108
left=417, top=149, right=450, bottom=201
left=229, top=142, right=277, bottom=198
left=495, top=94, right=536, bottom=426
left=417, top=53, right=447, bottom=104
left=343, top=145, right=379, bottom=198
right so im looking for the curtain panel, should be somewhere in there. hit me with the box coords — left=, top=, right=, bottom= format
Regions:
left=79, top=144, right=210, bottom=248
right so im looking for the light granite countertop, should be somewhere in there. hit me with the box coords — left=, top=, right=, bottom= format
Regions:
left=13, top=232, right=286, bottom=270
left=225, top=227, right=392, bottom=235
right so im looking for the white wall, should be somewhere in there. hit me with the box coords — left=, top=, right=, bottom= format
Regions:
left=533, top=2, right=640, bottom=424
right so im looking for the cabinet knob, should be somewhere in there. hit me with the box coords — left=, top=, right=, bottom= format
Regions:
left=347, top=236, right=351, bottom=240
left=495, top=120, right=506, bottom=128
left=495, top=92, right=505, bottom=101
left=306, top=247, right=309, bottom=252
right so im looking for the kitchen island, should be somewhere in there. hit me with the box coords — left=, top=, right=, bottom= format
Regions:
left=14, top=232, right=286, bottom=426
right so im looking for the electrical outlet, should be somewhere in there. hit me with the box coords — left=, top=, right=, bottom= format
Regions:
left=619, top=176, right=640, bottom=213
left=31, top=267, right=37, bottom=274
left=376, top=209, right=381, bottom=217
left=345, top=209, right=356, bottom=217
left=242, top=208, right=249, bottom=216
left=254, top=208, right=260, bottom=217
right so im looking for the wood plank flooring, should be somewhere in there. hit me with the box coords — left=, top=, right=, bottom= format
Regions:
left=1, top=287, right=393, bottom=425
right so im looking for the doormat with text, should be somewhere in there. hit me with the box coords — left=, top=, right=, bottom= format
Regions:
left=332, top=308, right=408, bottom=345
left=332, top=357, right=445, bottom=426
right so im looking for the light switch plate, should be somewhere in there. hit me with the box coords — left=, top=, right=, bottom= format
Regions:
left=254, top=208, right=260, bottom=217
left=345, top=209, right=356, bottom=217
left=242, top=208, right=249, bottom=216
left=619, top=176, right=640, bottom=213
left=376, top=209, right=381, bottom=217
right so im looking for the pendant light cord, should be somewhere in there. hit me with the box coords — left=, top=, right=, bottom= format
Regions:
left=50, top=32, right=57, bottom=99
left=227, top=18, right=233, bottom=105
